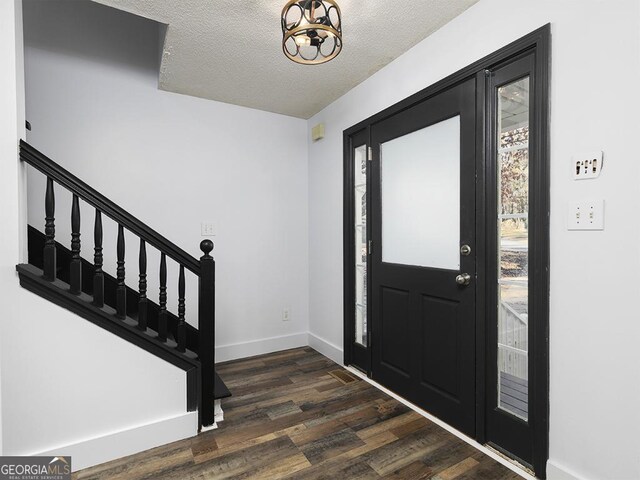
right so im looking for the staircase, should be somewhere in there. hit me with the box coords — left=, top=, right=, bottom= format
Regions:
left=15, top=140, right=230, bottom=430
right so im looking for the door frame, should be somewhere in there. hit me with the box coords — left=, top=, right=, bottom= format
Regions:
left=343, top=25, right=550, bottom=477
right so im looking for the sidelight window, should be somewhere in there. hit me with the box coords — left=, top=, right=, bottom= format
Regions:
left=497, top=76, right=530, bottom=421
left=354, top=145, right=367, bottom=346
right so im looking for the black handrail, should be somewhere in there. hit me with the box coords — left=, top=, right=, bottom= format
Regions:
left=19, top=140, right=200, bottom=275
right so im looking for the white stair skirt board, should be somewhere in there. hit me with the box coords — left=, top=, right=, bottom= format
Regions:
left=215, top=332, right=308, bottom=363
left=345, top=367, right=536, bottom=480
left=307, top=332, right=343, bottom=365
left=546, top=460, right=586, bottom=480
left=34, top=411, right=198, bottom=472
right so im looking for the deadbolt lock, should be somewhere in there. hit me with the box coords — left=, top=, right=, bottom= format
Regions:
left=460, top=244, right=471, bottom=256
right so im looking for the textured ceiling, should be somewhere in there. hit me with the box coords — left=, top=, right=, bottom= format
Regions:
left=93, top=0, right=478, bottom=119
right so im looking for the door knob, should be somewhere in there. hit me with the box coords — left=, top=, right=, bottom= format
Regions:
left=456, top=273, right=471, bottom=286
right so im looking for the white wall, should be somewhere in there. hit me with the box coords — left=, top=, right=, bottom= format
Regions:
left=23, top=0, right=310, bottom=359
left=1, top=0, right=197, bottom=467
left=307, top=1, right=640, bottom=479
left=2, top=295, right=194, bottom=459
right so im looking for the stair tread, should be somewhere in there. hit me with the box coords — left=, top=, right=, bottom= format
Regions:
left=215, top=372, right=231, bottom=399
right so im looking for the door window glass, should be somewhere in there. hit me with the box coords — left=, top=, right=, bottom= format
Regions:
left=380, top=116, right=461, bottom=270
left=497, top=77, right=530, bottom=420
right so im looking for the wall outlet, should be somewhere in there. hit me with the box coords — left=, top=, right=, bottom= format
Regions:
left=201, top=222, right=216, bottom=236
left=567, top=200, right=604, bottom=230
left=572, top=151, right=603, bottom=180
left=282, top=308, right=291, bottom=322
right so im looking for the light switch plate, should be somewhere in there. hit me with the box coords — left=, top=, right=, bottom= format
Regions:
left=572, top=151, right=603, bottom=179
left=201, top=222, right=216, bottom=236
left=567, top=200, right=604, bottom=230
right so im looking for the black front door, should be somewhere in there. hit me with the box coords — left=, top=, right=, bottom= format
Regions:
left=369, top=78, right=477, bottom=435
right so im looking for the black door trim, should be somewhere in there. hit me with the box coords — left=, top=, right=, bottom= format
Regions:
left=485, top=52, right=539, bottom=469
left=344, top=25, right=549, bottom=138
left=343, top=24, right=550, bottom=478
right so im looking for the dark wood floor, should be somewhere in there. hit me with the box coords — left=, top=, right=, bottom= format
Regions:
left=75, top=347, right=523, bottom=479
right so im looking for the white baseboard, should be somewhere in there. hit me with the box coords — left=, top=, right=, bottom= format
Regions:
left=307, top=332, right=343, bottom=365
left=215, top=332, right=308, bottom=363
left=34, top=412, right=198, bottom=472
left=547, top=460, right=585, bottom=480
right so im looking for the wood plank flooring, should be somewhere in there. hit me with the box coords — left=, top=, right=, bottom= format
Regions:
left=75, top=347, right=523, bottom=479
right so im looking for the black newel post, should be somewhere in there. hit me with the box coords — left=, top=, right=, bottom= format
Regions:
left=43, top=177, right=56, bottom=281
left=69, top=194, right=82, bottom=294
left=93, top=210, right=104, bottom=307
left=199, top=239, right=215, bottom=427
left=138, top=239, right=148, bottom=331
left=116, top=224, right=126, bottom=318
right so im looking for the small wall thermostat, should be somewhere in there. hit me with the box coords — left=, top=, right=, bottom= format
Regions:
left=311, top=123, right=325, bottom=142
left=572, top=151, right=603, bottom=179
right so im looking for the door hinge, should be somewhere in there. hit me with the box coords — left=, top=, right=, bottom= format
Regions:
left=368, top=240, right=372, bottom=255
left=367, top=146, right=372, bottom=161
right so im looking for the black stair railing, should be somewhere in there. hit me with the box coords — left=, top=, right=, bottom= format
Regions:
left=138, top=239, right=148, bottom=331
left=70, top=194, right=81, bottom=294
left=19, top=140, right=217, bottom=428
left=43, top=177, right=56, bottom=281
left=159, top=252, right=168, bottom=342
left=93, top=210, right=104, bottom=307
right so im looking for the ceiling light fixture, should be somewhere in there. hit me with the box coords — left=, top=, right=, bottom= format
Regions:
left=281, top=0, right=342, bottom=65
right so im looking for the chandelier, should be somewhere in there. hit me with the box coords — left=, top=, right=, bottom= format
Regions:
left=281, top=0, right=342, bottom=65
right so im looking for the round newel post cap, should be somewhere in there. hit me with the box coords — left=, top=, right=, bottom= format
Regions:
left=200, top=239, right=214, bottom=255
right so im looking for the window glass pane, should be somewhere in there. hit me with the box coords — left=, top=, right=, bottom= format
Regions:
left=354, top=145, right=367, bottom=346
left=500, top=218, right=528, bottom=280
left=500, top=149, right=528, bottom=216
left=497, top=77, right=529, bottom=420
left=380, top=116, right=460, bottom=269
